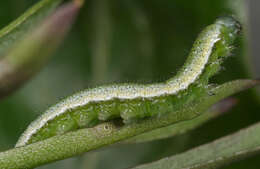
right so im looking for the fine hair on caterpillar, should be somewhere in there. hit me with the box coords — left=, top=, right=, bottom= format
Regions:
left=16, top=16, right=241, bottom=147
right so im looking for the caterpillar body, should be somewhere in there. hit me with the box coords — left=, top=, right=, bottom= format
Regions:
left=16, top=17, right=241, bottom=147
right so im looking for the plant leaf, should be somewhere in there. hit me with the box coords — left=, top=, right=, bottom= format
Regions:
left=0, top=0, right=80, bottom=99
left=0, top=79, right=258, bottom=169
left=131, top=117, right=260, bottom=169
left=0, top=0, right=62, bottom=57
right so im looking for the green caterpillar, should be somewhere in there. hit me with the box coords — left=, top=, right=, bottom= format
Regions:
left=16, top=16, right=241, bottom=147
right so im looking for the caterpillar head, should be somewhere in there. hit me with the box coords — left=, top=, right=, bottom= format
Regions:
left=216, top=16, right=242, bottom=47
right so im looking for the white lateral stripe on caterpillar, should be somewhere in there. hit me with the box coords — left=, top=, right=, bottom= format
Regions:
left=16, top=26, right=221, bottom=147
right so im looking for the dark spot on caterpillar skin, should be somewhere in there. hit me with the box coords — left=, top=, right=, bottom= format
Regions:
left=208, top=91, right=216, bottom=96
left=104, top=125, right=110, bottom=130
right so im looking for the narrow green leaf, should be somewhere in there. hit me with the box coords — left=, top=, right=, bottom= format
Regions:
left=0, top=79, right=257, bottom=169
left=132, top=118, right=260, bottom=169
left=125, top=98, right=237, bottom=144
left=0, top=0, right=62, bottom=57
left=0, top=1, right=80, bottom=98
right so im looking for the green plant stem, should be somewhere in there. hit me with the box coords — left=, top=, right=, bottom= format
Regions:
left=0, top=80, right=257, bottom=169
left=91, top=0, right=111, bottom=84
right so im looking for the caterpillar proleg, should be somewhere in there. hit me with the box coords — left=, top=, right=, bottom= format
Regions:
left=16, top=16, right=241, bottom=147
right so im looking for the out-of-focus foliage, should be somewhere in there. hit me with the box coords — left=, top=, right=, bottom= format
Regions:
left=131, top=121, right=260, bottom=169
left=0, top=0, right=259, bottom=169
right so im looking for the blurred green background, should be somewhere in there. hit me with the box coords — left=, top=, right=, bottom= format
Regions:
left=0, top=0, right=259, bottom=168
